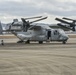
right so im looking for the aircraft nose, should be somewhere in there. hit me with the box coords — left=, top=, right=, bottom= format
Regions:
left=63, top=35, right=69, bottom=41
left=59, top=34, right=69, bottom=41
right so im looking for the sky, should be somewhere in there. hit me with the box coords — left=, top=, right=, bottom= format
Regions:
left=0, top=0, right=76, bottom=24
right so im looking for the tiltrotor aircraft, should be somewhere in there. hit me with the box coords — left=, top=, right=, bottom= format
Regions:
left=13, top=25, right=68, bottom=44
left=0, top=16, right=69, bottom=44
left=11, top=16, right=68, bottom=44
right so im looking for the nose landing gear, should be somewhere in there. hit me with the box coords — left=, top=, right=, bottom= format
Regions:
left=62, top=41, right=66, bottom=44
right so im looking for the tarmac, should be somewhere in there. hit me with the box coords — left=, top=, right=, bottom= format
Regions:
left=0, top=36, right=76, bottom=75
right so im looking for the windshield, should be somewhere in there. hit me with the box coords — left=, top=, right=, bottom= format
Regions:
left=58, top=29, right=65, bottom=35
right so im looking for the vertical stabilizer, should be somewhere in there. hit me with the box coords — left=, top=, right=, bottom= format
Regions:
left=0, top=21, right=3, bottom=34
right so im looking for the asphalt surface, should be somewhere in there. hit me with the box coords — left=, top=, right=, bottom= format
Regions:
left=0, top=38, right=76, bottom=75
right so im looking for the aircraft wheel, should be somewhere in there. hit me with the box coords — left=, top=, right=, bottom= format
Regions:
left=39, top=41, right=43, bottom=44
left=17, top=40, right=23, bottom=43
left=25, top=40, right=30, bottom=44
left=62, top=41, right=66, bottom=44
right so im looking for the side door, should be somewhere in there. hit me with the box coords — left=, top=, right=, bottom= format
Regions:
left=47, top=30, right=51, bottom=40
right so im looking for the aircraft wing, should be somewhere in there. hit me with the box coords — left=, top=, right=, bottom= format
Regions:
left=28, top=25, right=41, bottom=30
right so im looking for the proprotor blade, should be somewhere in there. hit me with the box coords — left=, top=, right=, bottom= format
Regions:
left=24, top=16, right=42, bottom=20
left=29, top=16, right=48, bottom=24
left=55, top=18, right=70, bottom=25
left=57, top=23, right=72, bottom=30
left=62, top=17, right=74, bottom=21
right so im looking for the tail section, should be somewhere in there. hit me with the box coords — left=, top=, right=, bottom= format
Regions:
left=0, top=21, right=3, bottom=34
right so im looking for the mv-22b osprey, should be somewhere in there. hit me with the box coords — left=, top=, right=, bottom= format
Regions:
left=10, top=16, right=69, bottom=44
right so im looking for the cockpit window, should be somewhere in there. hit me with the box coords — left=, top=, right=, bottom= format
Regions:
left=58, top=29, right=65, bottom=35
left=54, top=30, right=59, bottom=35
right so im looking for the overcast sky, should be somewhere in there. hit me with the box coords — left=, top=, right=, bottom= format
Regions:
left=0, top=0, right=76, bottom=24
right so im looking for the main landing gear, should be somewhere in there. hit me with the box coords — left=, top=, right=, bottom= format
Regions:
left=39, top=41, right=43, bottom=44
left=17, top=40, right=24, bottom=43
left=62, top=41, right=66, bottom=44
left=25, top=40, right=30, bottom=44
left=17, top=40, right=30, bottom=44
